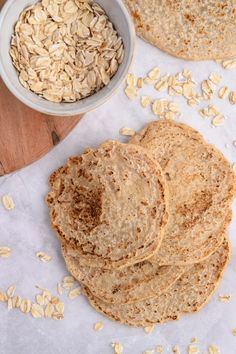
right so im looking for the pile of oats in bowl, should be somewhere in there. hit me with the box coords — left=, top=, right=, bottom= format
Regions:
left=9, top=0, right=124, bottom=103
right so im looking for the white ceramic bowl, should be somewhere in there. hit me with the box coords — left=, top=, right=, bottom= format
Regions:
left=0, top=0, right=135, bottom=116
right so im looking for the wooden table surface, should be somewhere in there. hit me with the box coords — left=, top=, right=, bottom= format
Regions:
left=0, top=0, right=83, bottom=175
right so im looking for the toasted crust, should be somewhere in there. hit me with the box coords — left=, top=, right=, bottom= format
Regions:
left=47, top=140, right=169, bottom=269
left=83, top=239, right=230, bottom=327
left=130, top=120, right=236, bottom=265
left=124, top=0, right=236, bottom=60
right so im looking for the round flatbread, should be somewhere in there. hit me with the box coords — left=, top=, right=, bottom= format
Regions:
left=47, top=140, right=169, bottom=269
left=130, top=120, right=236, bottom=265
left=124, top=0, right=236, bottom=60
left=83, top=238, right=230, bottom=327
left=62, top=243, right=186, bottom=304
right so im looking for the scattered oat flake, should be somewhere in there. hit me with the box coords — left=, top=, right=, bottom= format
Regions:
left=188, top=344, right=200, bottom=354
left=229, top=91, right=236, bottom=105
left=201, top=80, right=214, bottom=98
left=52, top=311, right=64, bottom=320
left=172, top=345, right=181, bottom=354
left=7, top=285, right=16, bottom=298
left=208, top=344, right=220, bottom=354
left=218, top=86, right=229, bottom=99
left=143, top=77, right=155, bottom=85
left=206, top=79, right=215, bottom=90
left=196, top=93, right=203, bottom=101
left=57, top=283, right=63, bottom=296
left=168, top=75, right=177, bottom=86
left=31, top=303, right=44, bottom=318
left=156, top=346, right=163, bottom=353
left=45, top=302, right=54, bottom=318
left=144, top=325, right=155, bottom=334
left=126, top=73, right=136, bottom=87
left=209, top=73, right=221, bottom=85
left=0, top=247, right=11, bottom=258
left=2, top=195, right=14, bottom=210
left=200, top=107, right=211, bottom=118
left=165, top=111, right=176, bottom=120
left=190, top=78, right=197, bottom=85
left=148, top=67, right=160, bottom=80
left=42, top=289, right=51, bottom=302
left=183, top=82, right=194, bottom=98
left=63, top=276, right=74, bottom=284
left=20, top=299, right=31, bottom=313
left=202, top=92, right=211, bottom=100
left=152, top=100, right=166, bottom=115
left=36, top=294, right=45, bottom=306
left=36, top=252, right=52, bottom=263
left=201, top=81, right=211, bottom=94
left=125, top=86, right=138, bottom=100
left=7, top=298, right=13, bottom=311
left=212, top=115, right=225, bottom=127
left=141, top=95, right=151, bottom=108
left=232, top=328, right=236, bottom=336
left=208, top=105, right=220, bottom=116
left=200, top=106, right=217, bottom=118
left=144, top=351, right=154, bottom=354
left=155, top=75, right=169, bottom=91
left=187, top=98, right=198, bottom=107
left=175, top=72, right=182, bottom=80
left=168, top=101, right=181, bottom=113
left=94, top=322, right=104, bottom=331
left=182, top=68, right=192, bottom=78
left=169, top=84, right=183, bottom=96
left=14, top=296, right=22, bottom=308
left=219, top=294, right=231, bottom=302
left=62, top=282, right=74, bottom=290
left=221, top=59, right=236, bottom=69
left=119, top=127, right=135, bottom=137
left=69, top=287, right=81, bottom=300
left=200, top=105, right=219, bottom=118
left=55, top=301, right=64, bottom=314
left=137, top=78, right=143, bottom=89
left=112, top=342, right=123, bottom=354
left=50, top=296, right=60, bottom=305
left=11, top=296, right=18, bottom=308
left=0, top=291, right=7, bottom=302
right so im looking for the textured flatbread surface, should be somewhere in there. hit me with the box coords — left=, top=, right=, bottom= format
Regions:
left=130, top=120, right=236, bottom=265
left=124, top=0, right=236, bottom=60
left=83, top=238, right=230, bottom=327
left=47, top=140, right=169, bottom=269
left=62, top=244, right=186, bottom=304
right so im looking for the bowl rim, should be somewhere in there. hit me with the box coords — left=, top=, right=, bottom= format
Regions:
left=0, top=0, right=135, bottom=116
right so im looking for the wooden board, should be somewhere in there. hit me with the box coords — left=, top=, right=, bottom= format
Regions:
left=0, top=1, right=83, bottom=176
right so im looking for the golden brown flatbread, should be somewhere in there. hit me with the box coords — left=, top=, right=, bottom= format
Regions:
left=47, top=140, right=169, bottom=269
left=125, top=0, right=236, bottom=60
left=84, top=239, right=230, bottom=327
left=124, top=0, right=236, bottom=60
left=130, top=120, right=236, bottom=265
left=62, top=243, right=186, bottom=304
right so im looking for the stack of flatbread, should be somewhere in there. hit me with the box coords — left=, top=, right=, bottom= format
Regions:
left=47, top=120, right=236, bottom=327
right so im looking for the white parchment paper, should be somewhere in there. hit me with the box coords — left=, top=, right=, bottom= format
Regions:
left=0, top=39, right=236, bottom=354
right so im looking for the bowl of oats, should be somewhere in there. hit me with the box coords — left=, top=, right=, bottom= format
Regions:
left=0, top=0, right=135, bottom=116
